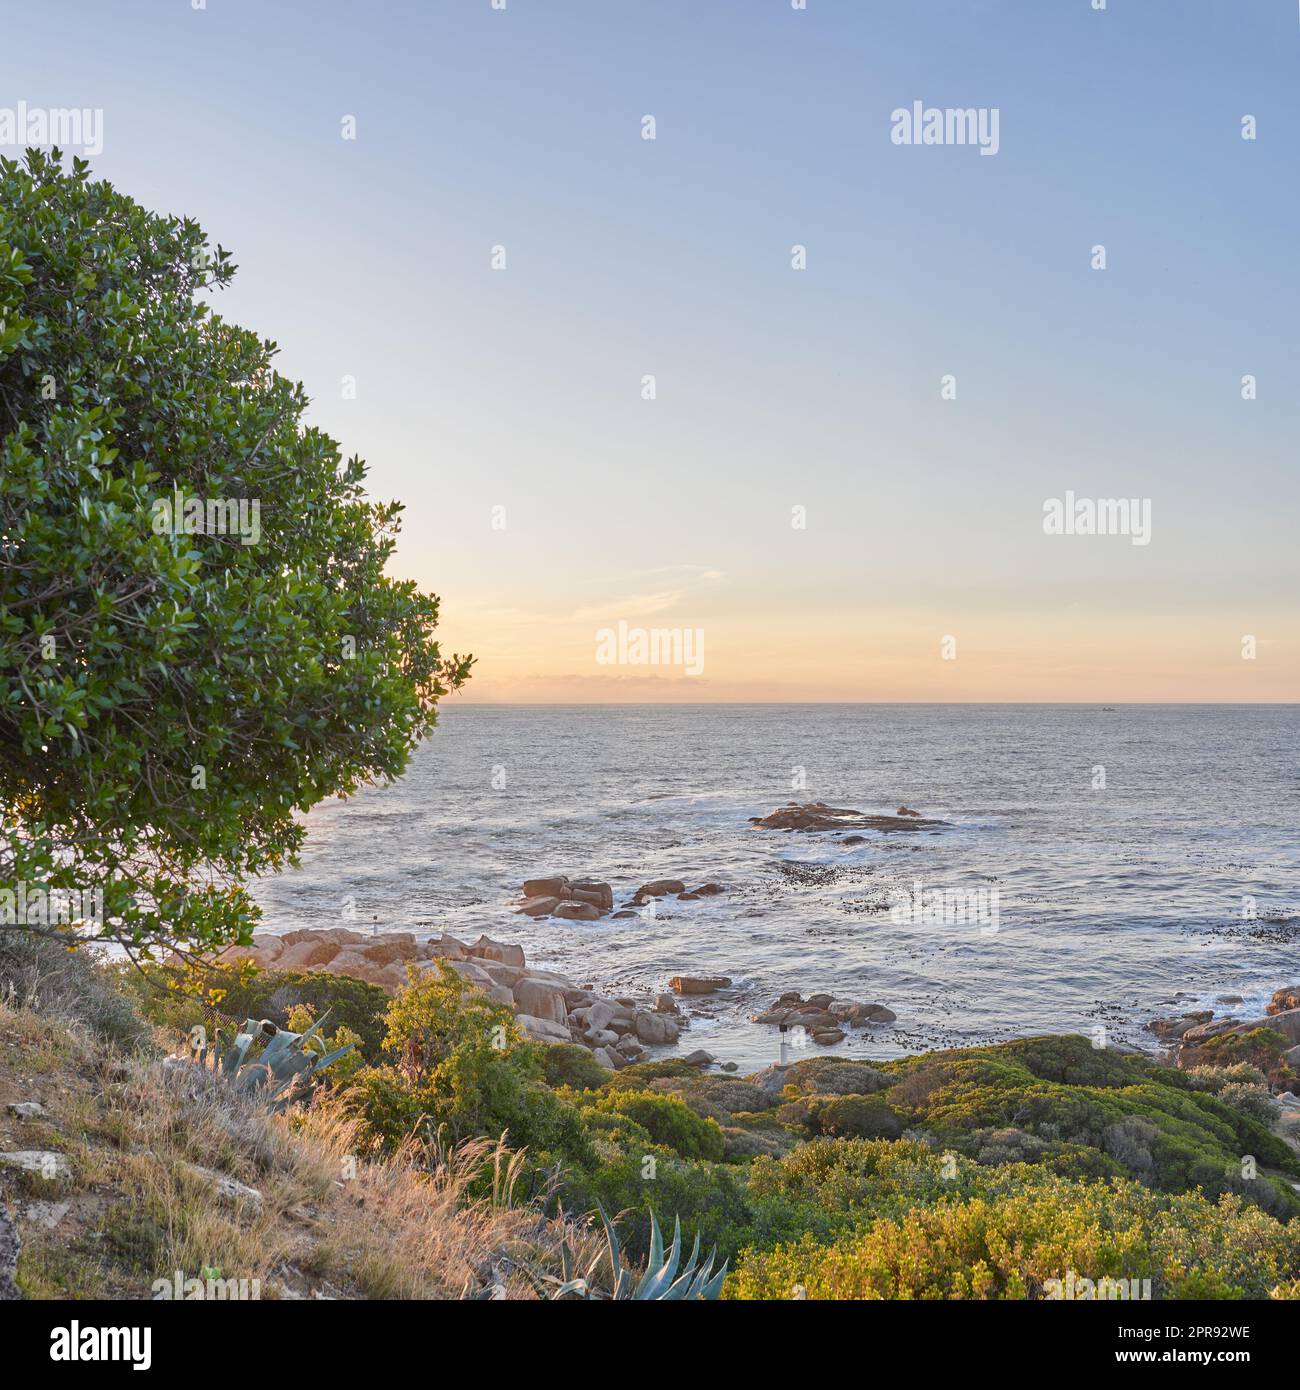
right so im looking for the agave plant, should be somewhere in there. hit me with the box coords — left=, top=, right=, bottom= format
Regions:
left=523, top=1203, right=727, bottom=1301
left=193, top=1013, right=354, bottom=1113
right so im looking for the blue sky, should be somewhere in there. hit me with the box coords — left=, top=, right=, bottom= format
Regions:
left=5, top=0, right=1298, bottom=699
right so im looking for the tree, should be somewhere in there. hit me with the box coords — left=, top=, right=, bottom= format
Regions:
left=0, top=149, right=470, bottom=959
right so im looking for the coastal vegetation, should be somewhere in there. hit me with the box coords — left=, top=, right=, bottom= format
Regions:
left=4, top=931, right=1298, bottom=1300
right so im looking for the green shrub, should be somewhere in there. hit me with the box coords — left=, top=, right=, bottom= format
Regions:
left=540, top=1044, right=609, bottom=1092
left=345, top=964, right=592, bottom=1169
left=587, top=1091, right=726, bottom=1161
left=558, top=1148, right=752, bottom=1264
left=811, top=1095, right=903, bottom=1140
left=728, top=1176, right=1300, bottom=1301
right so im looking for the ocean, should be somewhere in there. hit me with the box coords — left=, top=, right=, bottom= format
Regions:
left=248, top=704, right=1300, bottom=1070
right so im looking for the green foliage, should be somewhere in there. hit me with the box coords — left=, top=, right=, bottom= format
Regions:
left=1190, top=1028, right=1290, bottom=1073
left=557, top=1145, right=752, bottom=1265
left=347, top=963, right=592, bottom=1168
left=811, top=1095, right=904, bottom=1140
left=284, top=1003, right=365, bottom=1084
left=539, top=1043, right=609, bottom=1092
left=587, top=1090, right=726, bottom=1161
left=727, top=1173, right=1300, bottom=1301
left=870, top=1036, right=1300, bottom=1214
left=0, top=929, right=145, bottom=1046
left=0, top=149, right=470, bottom=959
left=114, top=961, right=392, bottom=1060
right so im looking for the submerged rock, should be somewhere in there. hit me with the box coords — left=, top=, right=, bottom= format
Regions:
left=750, top=801, right=948, bottom=833
left=669, top=975, right=732, bottom=995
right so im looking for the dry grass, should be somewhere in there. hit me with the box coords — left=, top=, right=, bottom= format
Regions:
left=0, top=999, right=603, bottom=1299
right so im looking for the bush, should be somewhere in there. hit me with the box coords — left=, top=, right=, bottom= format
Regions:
left=114, top=962, right=391, bottom=1060
left=539, top=1044, right=609, bottom=1092
left=811, top=1095, right=904, bottom=1140
left=345, top=964, right=592, bottom=1169
left=0, top=933, right=145, bottom=1047
left=558, top=1148, right=752, bottom=1264
left=728, top=1176, right=1300, bottom=1301
left=588, top=1091, right=726, bottom=1161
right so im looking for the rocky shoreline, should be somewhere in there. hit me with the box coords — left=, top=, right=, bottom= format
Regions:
left=201, top=927, right=724, bottom=1071
left=1148, top=986, right=1300, bottom=1082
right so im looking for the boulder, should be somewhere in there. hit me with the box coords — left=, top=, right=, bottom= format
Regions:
left=592, top=1047, right=622, bottom=1070
left=1181, top=1018, right=1242, bottom=1044
left=586, top=1029, right=621, bottom=1049
left=425, top=933, right=468, bottom=960
left=681, top=1050, right=714, bottom=1067
left=635, top=1011, right=681, bottom=1045
left=570, top=880, right=614, bottom=912
left=670, top=975, right=731, bottom=995
left=573, top=1001, right=616, bottom=1033
left=654, top=993, right=680, bottom=1014
left=515, top=1014, right=572, bottom=1045
left=250, top=934, right=285, bottom=962
left=636, top=879, right=686, bottom=898
left=693, top=883, right=724, bottom=896
left=321, top=950, right=386, bottom=983
left=518, top=895, right=561, bottom=918
left=567, top=888, right=610, bottom=912
left=358, top=935, right=419, bottom=966
left=469, top=935, right=526, bottom=967
left=483, top=963, right=527, bottom=989
left=1268, top=987, right=1300, bottom=1016
left=513, top=978, right=569, bottom=1026
left=896, top=806, right=921, bottom=817
left=523, top=877, right=570, bottom=899
left=7, top=1102, right=45, bottom=1120
left=1147, top=1013, right=1209, bottom=1040
left=445, top=959, right=493, bottom=989
left=276, top=938, right=341, bottom=971
left=813, top=1028, right=846, bottom=1045
left=553, top=901, right=601, bottom=922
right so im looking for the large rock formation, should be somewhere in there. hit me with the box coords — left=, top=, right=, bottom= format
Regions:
left=177, top=928, right=696, bottom=1071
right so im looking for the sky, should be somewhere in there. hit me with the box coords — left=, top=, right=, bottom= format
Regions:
left=4, top=0, right=1298, bottom=701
